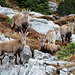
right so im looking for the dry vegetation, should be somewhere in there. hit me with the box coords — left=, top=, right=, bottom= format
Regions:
left=54, top=16, right=75, bottom=26
left=0, top=14, right=70, bottom=54
left=36, top=15, right=55, bottom=21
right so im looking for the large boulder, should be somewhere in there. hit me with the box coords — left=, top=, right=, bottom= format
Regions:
left=28, top=65, right=47, bottom=75
left=34, top=50, right=51, bottom=60
left=2, top=55, right=9, bottom=65
left=0, top=6, right=17, bottom=18
left=20, top=45, right=32, bottom=65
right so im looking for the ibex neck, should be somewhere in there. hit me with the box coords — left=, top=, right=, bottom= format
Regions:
left=40, top=45, right=44, bottom=51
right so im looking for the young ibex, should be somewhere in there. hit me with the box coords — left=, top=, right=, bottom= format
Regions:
left=11, top=11, right=30, bottom=32
left=0, top=32, right=29, bottom=65
left=46, top=30, right=56, bottom=45
left=53, top=22, right=75, bottom=43
left=38, top=36, right=61, bottom=54
left=60, top=22, right=75, bottom=43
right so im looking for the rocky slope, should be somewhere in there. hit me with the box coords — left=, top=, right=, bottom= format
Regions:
left=0, top=6, right=75, bottom=75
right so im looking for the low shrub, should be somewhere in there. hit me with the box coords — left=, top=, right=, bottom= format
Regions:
left=5, top=17, right=12, bottom=24
left=54, top=18, right=68, bottom=26
left=56, top=42, right=75, bottom=59
left=57, top=0, right=75, bottom=16
left=0, top=14, right=8, bottom=22
left=54, top=15, right=75, bottom=26
left=0, top=0, right=10, bottom=7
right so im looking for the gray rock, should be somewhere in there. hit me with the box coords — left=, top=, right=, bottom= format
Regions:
left=20, top=45, right=32, bottom=65
left=19, top=67, right=26, bottom=75
left=49, top=56, right=58, bottom=61
left=0, top=64, right=20, bottom=75
left=8, top=54, right=15, bottom=64
left=28, top=58, right=44, bottom=68
left=28, top=65, right=47, bottom=75
left=0, top=34, right=14, bottom=43
left=60, top=68, right=68, bottom=75
left=0, top=6, right=17, bottom=18
left=34, top=50, right=51, bottom=60
left=49, top=1, right=58, bottom=12
left=2, top=55, right=9, bottom=65
left=46, top=66, right=57, bottom=75
left=68, top=66, right=75, bottom=72
left=9, top=67, right=20, bottom=75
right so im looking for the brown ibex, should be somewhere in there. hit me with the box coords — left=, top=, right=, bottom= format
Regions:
left=38, top=36, right=61, bottom=54
left=46, top=30, right=56, bottom=45
left=60, top=22, right=75, bottom=43
left=11, top=11, right=30, bottom=32
left=0, top=32, right=29, bottom=65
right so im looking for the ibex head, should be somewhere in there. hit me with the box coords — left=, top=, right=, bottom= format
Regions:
left=19, top=31, right=29, bottom=45
left=38, top=36, right=46, bottom=47
left=53, top=27, right=60, bottom=34
left=22, top=9, right=29, bottom=18
left=68, top=21, right=75, bottom=31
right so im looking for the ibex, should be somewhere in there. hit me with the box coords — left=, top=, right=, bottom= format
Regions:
left=53, top=22, right=75, bottom=43
left=0, top=32, right=29, bottom=65
left=11, top=11, right=30, bottom=32
left=38, top=36, right=61, bottom=54
left=46, top=30, right=56, bottom=45
left=60, top=22, right=75, bottom=43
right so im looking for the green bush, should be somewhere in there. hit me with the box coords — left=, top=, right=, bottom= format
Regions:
left=57, top=42, right=75, bottom=59
left=14, top=0, right=53, bottom=15
left=0, top=0, right=10, bottom=7
left=5, top=17, right=12, bottom=23
left=57, top=0, right=75, bottom=16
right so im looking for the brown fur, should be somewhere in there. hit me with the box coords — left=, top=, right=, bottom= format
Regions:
left=38, top=36, right=61, bottom=54
left=60, top=25, right=73, bottom=42
left=46, top=30, right=56, bottom=44
left=0, top=32, right=29, bottom=65
left=44, top=43, right=61, bottom=53
left=11, top=11, right=30, bottom=32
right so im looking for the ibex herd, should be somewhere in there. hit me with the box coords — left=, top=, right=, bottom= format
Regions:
left=0, top=10, right=75, bottom=65
left=0, top=11, right=30, bottom=65
left=38, top=21, right=75, bottom=54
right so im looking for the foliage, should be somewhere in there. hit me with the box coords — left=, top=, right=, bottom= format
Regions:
left=0, top=14, right=8, bottom=22
left=57, top=42, right=75, bottom=59
left=57, top=0, right=75, bottom=16
left=0, top=0, right=10, bottom=7
left=54, top=15, right=75, bottom=26
left=14, top=0, right=52, bottom=15
left=5, top=17, right=12, bottom=23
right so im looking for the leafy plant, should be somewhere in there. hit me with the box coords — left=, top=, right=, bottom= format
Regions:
left=14, top=0, right=53, bottom=15
left=57, top=42, right=75, bottom=59
left=5, top=17, right=12, bottom=23
left=57, top=0, right=75, bottom=16
left=0, top=0, right=10, bottom=7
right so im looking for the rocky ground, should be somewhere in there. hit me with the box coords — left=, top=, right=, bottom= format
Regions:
left=0, top=6, right=75, bottom=75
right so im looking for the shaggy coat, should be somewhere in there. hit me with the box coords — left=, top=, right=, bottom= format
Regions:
left=0, top=32, right=29, bottom=65
left=46, top=30, right=56, bottom=44
left=60, top=25, right=73, bottom=43
left=11, top=11, right=30, bottom=32
left=38, top=36, right=61, bottom=54
left=40, top=43, right=61, bottom=54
